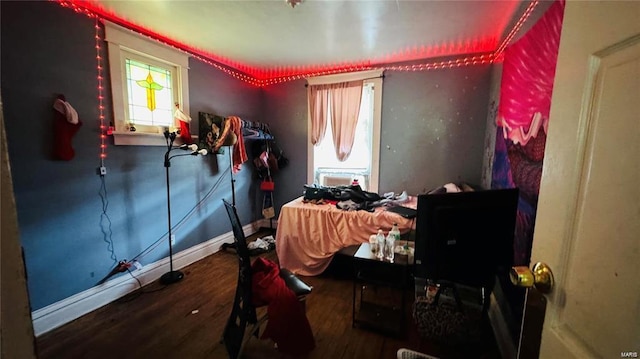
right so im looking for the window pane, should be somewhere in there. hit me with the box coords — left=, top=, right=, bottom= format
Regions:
left=153, top=109, right=173, bottom=125
left=130, top=105, right=152, bottom=126
left=154, top=90, right=172, bottom=111
left=129, top=62, right=148, bottom=79
left=125, top=58, right=174, bottom=127
left=129, top=80, right=147, bottom=104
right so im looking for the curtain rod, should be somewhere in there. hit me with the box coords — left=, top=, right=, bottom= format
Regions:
left=304, top=74, right=385, bottom=87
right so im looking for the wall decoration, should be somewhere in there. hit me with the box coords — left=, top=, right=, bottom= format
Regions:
left=52, top=95, right=82, bottom=161
left=198, top=112, right=226, bottom=155
left=489, top=0, right=565, bottom=342
left=491, top=0, right=565, bottom=266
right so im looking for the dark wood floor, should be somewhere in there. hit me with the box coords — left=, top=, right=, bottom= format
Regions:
left=36, top=229, right=501, bottom=359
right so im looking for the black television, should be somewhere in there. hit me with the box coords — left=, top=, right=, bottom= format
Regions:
left=414, top=188, right=519, bottom=290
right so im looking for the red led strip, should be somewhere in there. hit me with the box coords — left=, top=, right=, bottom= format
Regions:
left=494, top=0, right=539, bottom=58
left=54, top=0, right=537, bottom=87
left=95, top=18, right=107, bottom=161
left=57, top=0, right=97, bottom=19
left=384, top=53, right=495, bottom=72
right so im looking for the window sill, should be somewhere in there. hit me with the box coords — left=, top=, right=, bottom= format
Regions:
left=113, top=131, right=198, bottom=146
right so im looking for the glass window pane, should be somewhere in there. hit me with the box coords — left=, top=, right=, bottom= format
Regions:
left=130, top=82, right=147, bottom=105
left=124, top=57, right=175, bottom=127
left=154, top=89, right=172, bottom=111
left=130, top=105, right=153, bottom=126
left=152, top=109, right=173, bottom=126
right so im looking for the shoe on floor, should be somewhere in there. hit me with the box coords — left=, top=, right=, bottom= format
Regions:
left=396, top=348, right=439, bottom=359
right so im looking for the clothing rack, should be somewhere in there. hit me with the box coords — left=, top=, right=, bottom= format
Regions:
left=241, top=120, right=273, bottom=140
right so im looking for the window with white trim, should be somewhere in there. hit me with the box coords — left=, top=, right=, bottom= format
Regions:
left=104, top=21, right=190, bottom=146
left=307, top=70, right=383, bottom=193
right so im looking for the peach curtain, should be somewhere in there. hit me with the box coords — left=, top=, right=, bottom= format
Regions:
left=308, top=85, right=329, bottom=145
left=330, top=80, right=363, bottom=161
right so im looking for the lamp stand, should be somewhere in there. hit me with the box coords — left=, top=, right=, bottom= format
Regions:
left=219, top=146, right=238, bottom=252
left=229, top=147, right=235, bottom=206
left=160, top=131, right=184, bottom=285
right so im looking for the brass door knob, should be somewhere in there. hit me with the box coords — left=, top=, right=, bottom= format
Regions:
left=510, top=262, right=554, bottom=294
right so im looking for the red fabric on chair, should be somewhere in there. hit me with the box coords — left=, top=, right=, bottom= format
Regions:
left=251, top=257, right=315, bottom=356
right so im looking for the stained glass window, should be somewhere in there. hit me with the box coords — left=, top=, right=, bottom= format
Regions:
left=105, top=20, right=190, bottom=145
left=125, top=58, right=174, bottom=127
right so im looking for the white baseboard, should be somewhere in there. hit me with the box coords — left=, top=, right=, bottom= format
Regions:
left=488, top=292, right=517, bottom=359
left=31, top=221, right=262, bottom=337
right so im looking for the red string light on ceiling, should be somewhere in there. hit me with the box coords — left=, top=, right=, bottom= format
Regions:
left=54, top=0, right=538, bottom=88
left=494, top=0, right=539, bottom=58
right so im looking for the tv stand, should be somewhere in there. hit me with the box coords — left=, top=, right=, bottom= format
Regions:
left=352, top=242, right=411, bottom=337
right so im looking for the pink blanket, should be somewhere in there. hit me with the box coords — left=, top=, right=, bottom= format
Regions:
left=276, top=196, right=417, bottom=275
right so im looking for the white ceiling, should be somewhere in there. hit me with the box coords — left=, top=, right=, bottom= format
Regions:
left=89, top=0, right=551, bottom=74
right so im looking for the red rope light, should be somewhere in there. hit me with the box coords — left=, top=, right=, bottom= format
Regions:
left=54, top=0, right=538, bottom=87
left=95, top=18, right=107, bottom=162
left=494, top=0, right=539, bottom=57
left=383, top=53, right=495, bottom=72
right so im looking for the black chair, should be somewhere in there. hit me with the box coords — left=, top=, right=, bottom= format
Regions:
left=221, top=199, right=312, bottom=359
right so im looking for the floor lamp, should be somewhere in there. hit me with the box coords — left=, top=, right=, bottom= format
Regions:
left=160, top=130, right=207, bottom=285
left=217, top=131, right=238, bottom=205
left=219, top=133, right=239, bottom=251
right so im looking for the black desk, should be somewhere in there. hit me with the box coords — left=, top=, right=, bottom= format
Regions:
left=351, top=243, right=411, bottom=336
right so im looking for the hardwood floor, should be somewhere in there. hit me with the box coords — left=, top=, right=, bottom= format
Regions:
left=36, top=229, right=501, bottom=359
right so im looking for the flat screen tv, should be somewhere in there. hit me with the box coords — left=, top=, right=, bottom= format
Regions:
left=414, top=188, right=519, bottom=290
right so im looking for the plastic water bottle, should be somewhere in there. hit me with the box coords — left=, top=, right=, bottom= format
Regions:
left=385, top=226, right=397, bottom=262
left=388, top=223, right=401, bottom=255
left=376, top=229, right=385, bottom=260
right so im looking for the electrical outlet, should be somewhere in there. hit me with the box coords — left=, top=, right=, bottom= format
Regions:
left=132, top=261, right=142, bottom=271
left=170, top=234, right=176, bottom=246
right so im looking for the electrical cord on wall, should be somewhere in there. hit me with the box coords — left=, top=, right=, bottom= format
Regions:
left=100, top=165, right=231, bottom=289
left=99, top=175, right=118, bottom=267
left=118, top=166, right=233, bottom=296
left=129, top=165, right=232, bottom=265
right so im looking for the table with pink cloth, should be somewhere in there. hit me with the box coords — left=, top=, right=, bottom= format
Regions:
left=275, top=196, right=417, bottom=276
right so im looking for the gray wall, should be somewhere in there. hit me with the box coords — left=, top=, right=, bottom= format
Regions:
left=380, top=67, right=491, bottom=194
left=261, top=79, right=309, bottom=212
left=1, top=1, right=262, bottom=311
left=264, top=66, right=493, bottom=212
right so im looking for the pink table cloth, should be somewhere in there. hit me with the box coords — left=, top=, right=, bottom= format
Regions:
left=275, top=196, right=417, bottom=276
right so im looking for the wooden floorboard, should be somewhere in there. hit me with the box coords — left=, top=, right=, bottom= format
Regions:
left=36, top=229, right=501, bottom=359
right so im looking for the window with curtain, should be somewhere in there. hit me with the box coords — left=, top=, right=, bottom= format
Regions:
left=313, top=82, right=374, bottom=189
left=307, top=70, right=383, bottom=192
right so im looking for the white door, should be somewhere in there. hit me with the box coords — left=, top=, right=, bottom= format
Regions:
left=526, top=1, right=640, bottom=358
